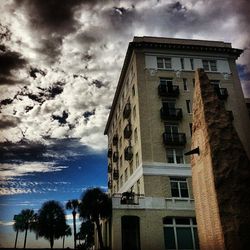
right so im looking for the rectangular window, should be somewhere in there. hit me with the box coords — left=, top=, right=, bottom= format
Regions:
left=186, top=100, right=192, bottom=113
left=202, top=59, right=217, bottom=71
left=163, top=217, right=199, bottom=250
left=120, top=155, right=123, bottom=168
left=132, top=85, right=135, bottom=96
left=167, top=149, right=184, bottom=164
left=134, top=128, right=138, bottom=142
left=120, top=175, right=123, bottom=187
left=180, top=58, right=184, bottom=70
left=170, top=178, right=189, bottom=198
left=125, top=168, right=128, bottom=182
left=183, top=78, right=188, bottom=91
left=135, top=152, right=139, bottom=167
left=119, top=136, right=122, bottom=149
left=137, top=179, right=140, bottom=194
left=190, top=58, right=194, bottom=70
left=129, top=162, right=133, bottom=175
left=157, top=57, right=172, bottom=69
left=133, top=105, right=136, bottom=120
left=192, top=78, right=195, bottom=87
left=189, top=123, right=193, bottom=136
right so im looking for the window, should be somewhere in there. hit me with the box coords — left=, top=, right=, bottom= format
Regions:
left=190, top=58, right=194, bottom=70
left=134, top=128, right=138, bottom=142
left=192, top=78, right=195, bottom=87
left=135, top=152, right=139, bottom=168
left=120, top=155, right=123, bottom=167
left=189, top=123, right=192, bottom=136
left=125, top=168, right=128, bottom=182
left=186, top=100, right=192, bottom=113
left=157, top=57, right=172, bottom=69
left=120, top=174, right=123, bottom=187
left=133, top=105, right=136, bottom=120
left=170, top=178, right=189, bottom=198
left=167, top=149, right=184, bottom=164
left=202, top=59, right=217, bottom=71
left=183, top=78, right=188, bottom=91
left=180, top=58, right=184, bottom=70
left=132, top=85, right=135, bottom=96
left=163, top=217, right=199, bottom=250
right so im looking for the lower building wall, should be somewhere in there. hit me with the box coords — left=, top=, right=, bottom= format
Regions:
left=112, top=208, right=196, bottom=250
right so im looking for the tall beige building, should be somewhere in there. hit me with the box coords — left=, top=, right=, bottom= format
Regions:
left=102, top=36, right=250, bottom=250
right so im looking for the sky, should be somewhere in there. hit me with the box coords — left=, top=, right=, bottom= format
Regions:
left=0, top=0, right=250, bottom=248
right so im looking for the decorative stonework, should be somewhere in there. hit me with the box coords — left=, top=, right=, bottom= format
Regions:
left=191, top=69, right=250, bottom=250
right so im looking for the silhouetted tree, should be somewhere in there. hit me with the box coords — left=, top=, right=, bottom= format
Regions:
left=66, top=199, right=80, bottom=249
left=79, top=188, right=111, bottom=250
left=18, top=209, right=37, bottom=249
left=62, top=224, right=72, bottom=249
left=37, top=200, right=66, bottom=249
left=79, top=219, right=94, bottom=249
left=13, top=213, right=24, bottom=248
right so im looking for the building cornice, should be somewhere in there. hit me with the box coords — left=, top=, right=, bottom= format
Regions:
left=104, top=37, right=243, bottom=135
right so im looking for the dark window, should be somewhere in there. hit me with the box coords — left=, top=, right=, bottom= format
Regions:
left=190, top=58, right=194, bottom=70
left=181, top=58, right=184, bottom=69
left=183, top=78, right=188, bottom=91
left=186, top=100, right=192, bottom=113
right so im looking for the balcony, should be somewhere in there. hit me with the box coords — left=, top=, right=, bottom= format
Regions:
left=107, top=148, right=112, bottom=158
left=163, top=132, right=186, bottom=146
left=113, top=152, right=118, bottom=162
left=124, top=123, right=132, bottom=139
left=123, top=103, right=131, bottom=119
left=113, top=134, right=118, bottom=146
left=121, top=192, right=137, bottom=205
left=214, top=87, right=228, bottom=100
left=108, top=180, right=112, bottom=189
left=113, top=169, right=119, bottom=180
left=158, top=84, right=179, bottom=97
left=160, top=107, right=183, bottom=121
left=108, top=164, right=112, bottom=173
left=124, top=146, right=133, bottom=161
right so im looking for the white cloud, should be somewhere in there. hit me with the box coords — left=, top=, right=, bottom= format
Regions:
left=0, top=220, right=14, bottom=226
left=0, top=162, right=68, bottom=181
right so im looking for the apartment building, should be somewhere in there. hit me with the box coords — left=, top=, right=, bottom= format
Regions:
left=102, top=36, right=250, bottom=250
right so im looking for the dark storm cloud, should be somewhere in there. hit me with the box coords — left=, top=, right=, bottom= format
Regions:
left=83, top=110, right=95, bottom=119
left=29, top=67, right=46, bottom=79
left=0, top=50, right=27, bottom=82
left=92, top=80, right=104, bottom=88
left=0, top=98, right=13, bottom=106
left=52, top=111, right=68, bottom=125
left=0, top=138, right=88, bottom=164
left=0, top=24, right=11, bottom=43
left=237, top=64, right=250, bottom=81
left=0, top=115, right=20, bottom=129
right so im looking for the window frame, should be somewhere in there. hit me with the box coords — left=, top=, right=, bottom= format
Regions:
left=166, top=149, right=185, bottom=164
left=202, top=59, right=217, bottom=72
left=157, top=57, right=172, bottom=70
left=170, top=178, right=189, bottom=198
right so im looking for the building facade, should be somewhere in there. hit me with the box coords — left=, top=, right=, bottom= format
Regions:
left=102, top=36, right=250, bottom=250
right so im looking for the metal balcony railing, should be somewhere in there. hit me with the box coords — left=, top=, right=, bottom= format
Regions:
left=124, top=123, right=132, bottom=139
left=113, top=169, right=119, bottom=180
left=108, top=164, right=112, bottom=173
left=158, top=84, right=180, bottom=97
left=160, top=107, right=183, bottom=121
left=163, top=132, right=186, bottom=146
left=113, top=152, right=118, bottom=162
left=123, top=103, right=131, bottom=119
left=113, top=134, right=118, bottom=145
left=107, top=148, right=112, bottom=158
left=124, top=146, right=133, bottom=161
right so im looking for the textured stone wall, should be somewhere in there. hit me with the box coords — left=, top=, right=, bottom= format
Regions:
left=191, top=69, right=250, bottom=250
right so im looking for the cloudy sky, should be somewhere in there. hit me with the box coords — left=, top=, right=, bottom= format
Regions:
left=0, top=0, right=250, bottom=248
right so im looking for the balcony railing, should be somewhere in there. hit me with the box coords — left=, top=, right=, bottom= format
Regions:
left=108, top=164, right=112, bottom=173
left=113, top=152, right=118, bottom=162
left=214, top=87, right=228, bottom=100
left=163, top=132, right=186, bottom=146
left=124, top=146, right=133, bottom=161
left=160, top=107, right=183, bottom=121
left=124, top=123, right=132, bottom=139
left=158, top=84, right=180, bottom=97
left=108, top=180, right=112, bottom=189
left=113, top=134, right=118, bottom=145
left=107, top=148, right=112, bottom=158
left=121, top=192, right=138, bottom=205
left=113, top=169, right=119, bottom=180
left=123, top=103, right=131, bottom=119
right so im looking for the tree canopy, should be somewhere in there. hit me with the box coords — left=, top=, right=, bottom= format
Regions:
left=37, top=200, right=66, bottom=249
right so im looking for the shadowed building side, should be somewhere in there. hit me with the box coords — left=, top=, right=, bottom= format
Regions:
left=191, top=69, right=250, bottom=250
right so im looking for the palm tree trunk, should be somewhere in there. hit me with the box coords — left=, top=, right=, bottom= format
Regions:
left=14, top=229, right=19, bottom=248
left=62, top=236, right=65, bottom=249
left=50, top=235, right=54, bottom=249
left=95, top=220, right=104, bottom=250
left=23, top=226, right=28, bottom=249
left=73, top=211, right=76, bottom=249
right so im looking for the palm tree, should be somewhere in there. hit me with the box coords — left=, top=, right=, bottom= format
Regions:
left=79, top=219, right=94, bottom=249
left=66, top=199, right=80, bottom=249
left=79, top=188, right=112, bottom=250
left=13, top=213, right=24, bottom=248
left=18, top=209, right=37, bottom=249
left=62, top=224, right=72, bottom=249
left=37, top=200, right=66, bottom=249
